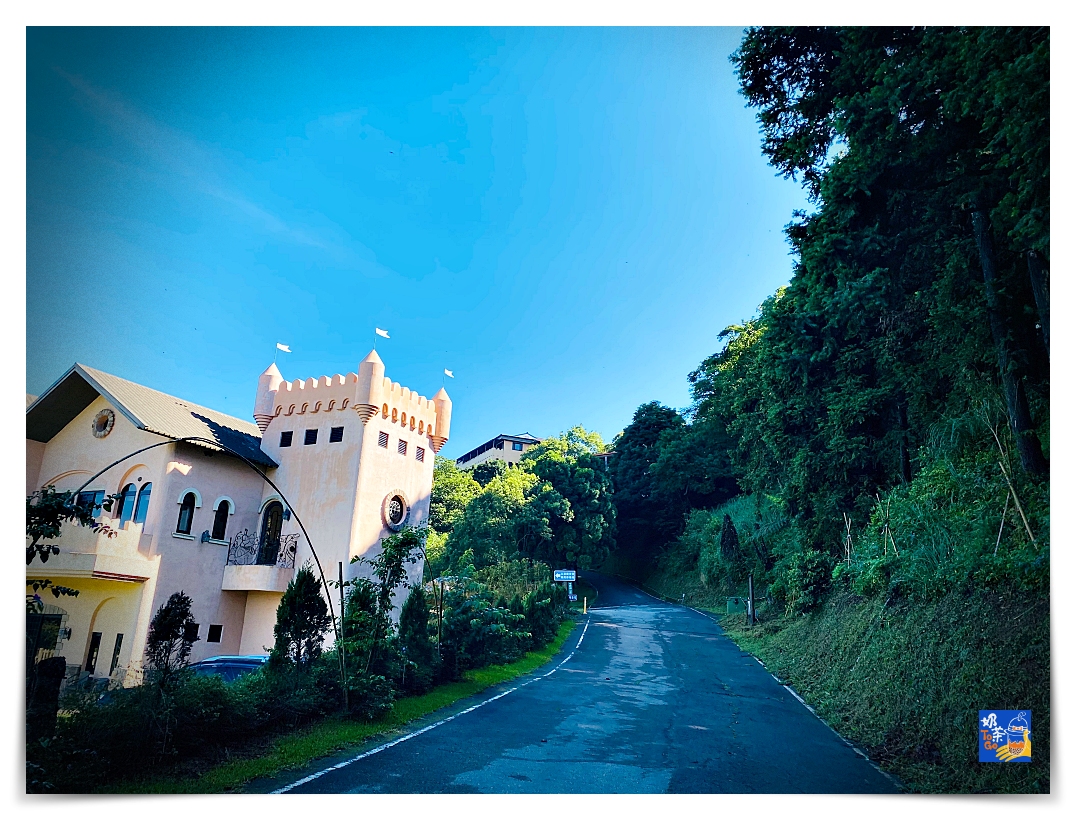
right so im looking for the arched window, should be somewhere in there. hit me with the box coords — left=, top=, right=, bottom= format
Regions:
left=117, top=484, right=137, bottom=525
left=133, top=483, right=153, bottom=525
left=258, top=501, right=284, bottom=564
left=211, top=500, right=230, bottom=541
left=176, top=492, right=197, bottom=535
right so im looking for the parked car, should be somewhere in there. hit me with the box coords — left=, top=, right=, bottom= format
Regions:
left=188, top=654, right=269, bottom=683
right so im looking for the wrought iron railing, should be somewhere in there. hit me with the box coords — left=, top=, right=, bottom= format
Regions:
left=226, top=529, right=299, bottom=568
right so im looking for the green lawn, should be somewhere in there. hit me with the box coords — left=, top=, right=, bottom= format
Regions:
left=107, top=619, right=578, bottom=794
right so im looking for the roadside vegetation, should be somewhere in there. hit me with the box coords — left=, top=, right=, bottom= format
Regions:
left=105, top=620, right=578, bottom=794
left=427, top=426, right=616, bottom=577
left=607, top=27, right=1049, bottom=794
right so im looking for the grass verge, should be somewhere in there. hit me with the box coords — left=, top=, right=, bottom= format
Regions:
left=721, top=591, right=1049, bottom=794
left=107, top=619, right=579, bottom=794
left=630, top=555, right=1049, bottom=794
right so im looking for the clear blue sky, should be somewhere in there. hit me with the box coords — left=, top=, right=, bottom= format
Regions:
left=27, top=27, right=809, bottom=459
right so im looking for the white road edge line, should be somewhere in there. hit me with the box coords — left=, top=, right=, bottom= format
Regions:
left=679, top=600, right=902, bottom=791
left=270, top=618, right=591, bottom=794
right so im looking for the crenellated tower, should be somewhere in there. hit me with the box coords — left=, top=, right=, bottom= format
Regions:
left=252, top=350, right=450, bottom=452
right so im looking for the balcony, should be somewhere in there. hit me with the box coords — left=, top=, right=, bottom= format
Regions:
left=26, top=520, right=159, bottom=584
left=221, top=531, right=299, bottom=593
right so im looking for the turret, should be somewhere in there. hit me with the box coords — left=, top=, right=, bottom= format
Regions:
left=253, top=363, right=284, bottom=433
left=354, top=349, right=385, bottom=424
left=430, top=387, right=452, bottom=453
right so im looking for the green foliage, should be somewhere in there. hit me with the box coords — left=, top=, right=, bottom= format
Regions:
left=25, top=486, right=118, bottom=613
left=518, top=426, right=617, bottom=570
left=442, top=468, right=537, bottom=570
left=429, top=457, right=481, bottom=534
left=271, top=565, right=331, bottom=673
left=26, top=486, right=118, bottom=566
left=146, top=592, right=200, bottom=688
left=26, top=579, right=80, bottom=614
left=776, top=550, right=832, bottom=615
left=28, top=554, right=573, bottom=793
left=437, top=579, right=530, bottom=678
left=630, top=28, right=1050, bottom=605
left=398, top=585, right=438, bottom=694
left=471, top=459, right=508, bottom=487
left=473, top=558, right=552, bottom=600
left=611, top=402, right=688, bottom=554
left=431, top=426, right=616, bottom=576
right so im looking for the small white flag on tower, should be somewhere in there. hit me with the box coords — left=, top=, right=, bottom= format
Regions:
left=375, top=328, right=390, bottom=339
left=276, top=343, right=292, bottom=353
left=444, top=369, right=454, bottom=378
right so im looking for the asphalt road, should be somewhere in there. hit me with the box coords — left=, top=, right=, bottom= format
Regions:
left=258, top=573, right=899, bottom=794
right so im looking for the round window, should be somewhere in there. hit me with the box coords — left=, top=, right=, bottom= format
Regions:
left=388, top=497, right=404, bottom=524
left=91, top=408, right=115, bottom=438
left=381, top=490, right=411, bottom=532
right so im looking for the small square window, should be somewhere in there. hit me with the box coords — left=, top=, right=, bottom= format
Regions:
left=280, top=431, right=293, bottom=447
left=304, top=429, right=318, bottom=445
left=416, top=446, right=425, bottom=462
left=512, top=442, right=523, bottom=451
left=207, top=624, right=223, bottom=643
left=184, top=623, right=199, bottom=642
left=378, top=431, right=389, bottom=448
left=330, top=426, right=344, bottom=443
left=398, top=439, right=408, bottom=455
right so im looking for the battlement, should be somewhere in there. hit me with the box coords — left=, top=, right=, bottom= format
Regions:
left=252, top=350, right=451, bottom=450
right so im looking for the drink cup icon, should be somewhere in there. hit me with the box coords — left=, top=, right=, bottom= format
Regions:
left=1006, top=712, right=1030, bottom=754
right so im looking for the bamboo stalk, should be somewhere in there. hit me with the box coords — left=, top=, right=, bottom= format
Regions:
left=994, top=490, right=1010, bottom=556
left=997, top=460, right=1035, bottom=544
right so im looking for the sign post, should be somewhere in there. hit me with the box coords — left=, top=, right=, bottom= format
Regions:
left=554, top=569, right=578, bottom=601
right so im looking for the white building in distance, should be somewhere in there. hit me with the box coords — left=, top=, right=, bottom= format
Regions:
left=455, top=433, right=541, bottom=471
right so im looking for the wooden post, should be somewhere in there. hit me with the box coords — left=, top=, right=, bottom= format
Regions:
left=436, top=581, right=443, bottom=654
left=747, top=573, right=755, bottom=626
left=339, top=562, right=349, bottom=713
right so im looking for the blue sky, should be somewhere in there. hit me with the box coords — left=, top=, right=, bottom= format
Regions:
left=26, top=27, right=809, bottom=459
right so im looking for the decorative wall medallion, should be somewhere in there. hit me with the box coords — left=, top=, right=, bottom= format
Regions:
left=381, top=489, right=411, bottom=532
left=91, top=408, right=115, bottom=438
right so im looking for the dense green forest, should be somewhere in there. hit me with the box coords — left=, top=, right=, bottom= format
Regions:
left=611, top=25, right=1048, bottom=606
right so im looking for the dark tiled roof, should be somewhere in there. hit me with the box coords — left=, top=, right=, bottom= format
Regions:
left=27, top=364, right=277, bottom=468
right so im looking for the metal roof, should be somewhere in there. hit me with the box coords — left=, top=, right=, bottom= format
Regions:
left=26, top=363, right=277, bottom=468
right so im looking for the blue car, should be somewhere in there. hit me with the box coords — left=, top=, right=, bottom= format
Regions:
left=188, top=654, right=269, bottom=683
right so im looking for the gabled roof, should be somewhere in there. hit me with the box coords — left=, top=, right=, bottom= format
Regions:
left=26, top=364, right=277, bottom=468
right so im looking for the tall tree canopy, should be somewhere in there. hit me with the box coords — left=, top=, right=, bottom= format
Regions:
left=713, top=26, right=1051, bottom=545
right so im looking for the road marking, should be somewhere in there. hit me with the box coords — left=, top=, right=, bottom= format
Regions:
left=677, top=597, right=903, bottom=791
left=270, top=618, right=591, bottom=794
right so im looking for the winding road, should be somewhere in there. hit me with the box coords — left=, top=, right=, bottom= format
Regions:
left=255, top=573, right=898, bottom=794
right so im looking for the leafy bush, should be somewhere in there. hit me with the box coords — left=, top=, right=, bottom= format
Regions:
left=398, top=585, right=438, bottom=694
left=473, top=558, right=552, bottom=600
left=780, top=550, right=832, bottom=615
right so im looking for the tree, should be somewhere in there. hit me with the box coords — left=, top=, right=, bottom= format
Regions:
left=733, top=26, right=1048, bottom=487
left=145, top=591, right=199, bottom=687
left=271, top=565, right=331, bottom=673
left=519, top=427, right=617, bottom=570
left=397, top=585, right=437, bottom=694
left=611, top=402, right=687, bottom=556
left=429, top=457, right=481, bottom=534
left=471, top=459, right=508, bottom=487
left=443, top=468, right=537, bottom=571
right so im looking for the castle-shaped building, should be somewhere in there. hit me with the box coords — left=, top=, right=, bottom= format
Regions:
left=25, top=350, right=450, bottom=686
